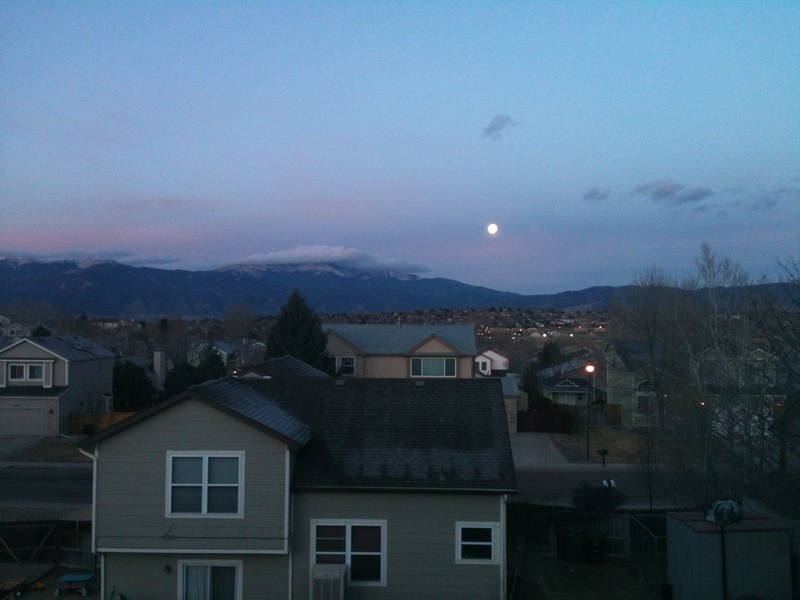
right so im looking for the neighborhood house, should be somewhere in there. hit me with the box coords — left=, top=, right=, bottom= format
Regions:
left=79, top=376, right=516, bottom=599
left=0, top=335, right=115, bottom=435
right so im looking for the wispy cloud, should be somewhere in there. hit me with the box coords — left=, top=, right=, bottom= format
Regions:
left=234, top=245, right=429, bottom=274
left=633, top=180, right=714, bottom=206
left=582, top=187, right=610, bottom=202
left=750, top=186, right=800, bottom=211
left=481, top=115, right=517, bottom=140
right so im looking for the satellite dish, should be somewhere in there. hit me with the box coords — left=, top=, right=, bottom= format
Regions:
left=705, top=499, right=742, bottom=525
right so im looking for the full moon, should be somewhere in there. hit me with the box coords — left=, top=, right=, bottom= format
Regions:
left=487, top=223, right=498, bottom=235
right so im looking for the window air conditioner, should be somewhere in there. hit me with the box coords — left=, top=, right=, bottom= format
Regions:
left=310, top=564, right=346, bottom=600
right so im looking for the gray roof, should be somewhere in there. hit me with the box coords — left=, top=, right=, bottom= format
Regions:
left=1, top=335, right=115, bottom=361
left=243, top=355, right=329, bottom=378
left=323, top=324, right=477, bottom=355
left=85, top=376, right=516, bottom=494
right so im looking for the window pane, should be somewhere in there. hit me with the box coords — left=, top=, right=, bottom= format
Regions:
left=210, top=566, right=236, bottom=600
left=28, top=365, right=43, bottom=379
left=317, top=525, right=346, bottom=538
left=411, top=358, right=421, bottom=376
left=9, top=365, right=24, bottom=379
left=423, top=359, right=444, bottom=376
left=173, top=457, right=203, bottom=483
left=462, top=527, right=492, bottom=543
left=316, top=554, right=346, bottom=564
left=350, top=555, right=381, bottom=582
left=316, top=538, right=346, bottom=552
left=351, top=526, right=381, bottom=552
left=172, top=486, right=202, bottom=512
left=462, top=544, right=493, bottom=560
left=184, top=565, right=208, bottom=600
left=207, top=486, right=239, bottom=513
left=208, top=457, right=239, bottom=484
left=444, top=358, right=455, bottom=376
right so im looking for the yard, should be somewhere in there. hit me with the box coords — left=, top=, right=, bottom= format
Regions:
left=511, top=554, right=655, bottom=600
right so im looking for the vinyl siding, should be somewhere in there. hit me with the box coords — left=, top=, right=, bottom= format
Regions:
left=292, top=491, right=505, bottom=600
left=95, top=398, right=289, bottom=553
left=103, top=552, right=290, bottom=600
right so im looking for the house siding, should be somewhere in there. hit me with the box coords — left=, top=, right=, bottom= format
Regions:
left=292, top=491, right=505, bottom=600
left=94, top=399, right=289, bottom=553
left=103, top=552, right=290, bottom=600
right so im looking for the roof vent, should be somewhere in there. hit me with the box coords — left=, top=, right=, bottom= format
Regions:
left=335, top=379, right=346, bottom=387
left=415, top=380, right=425, bottom=388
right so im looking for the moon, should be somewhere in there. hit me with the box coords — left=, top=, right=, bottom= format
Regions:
left=487, top=223, right=498, bottom=235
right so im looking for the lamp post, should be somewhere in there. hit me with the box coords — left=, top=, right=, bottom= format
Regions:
left=585, top=364, right=595, bottom=460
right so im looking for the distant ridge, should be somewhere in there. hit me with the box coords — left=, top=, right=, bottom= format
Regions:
left=0, top=258, right=625, bottom=318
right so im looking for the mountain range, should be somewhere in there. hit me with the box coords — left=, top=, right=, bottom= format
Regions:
left=0, top=258, right=628, bottom=318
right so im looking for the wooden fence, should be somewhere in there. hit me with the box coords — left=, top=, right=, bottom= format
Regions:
left=518, top=402, right=621, bottom=433
left=69, top=411, right=136, bottom=435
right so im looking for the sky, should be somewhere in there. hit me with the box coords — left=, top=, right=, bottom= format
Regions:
left=1, top=1, right=798, bottom=295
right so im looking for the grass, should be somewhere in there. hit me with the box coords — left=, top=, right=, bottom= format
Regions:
left=569, top=425, right=643, bottom=463
left=512, top=555, right=654, bottom=600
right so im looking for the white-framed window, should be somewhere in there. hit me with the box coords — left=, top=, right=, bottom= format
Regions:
left=179, top=560, right=242, bottom=600
left=455, top=522, right=501, bottom=564
left=166, top=452, right=244, bottom=518
left=311, top=519, right=387, bottom=586
left=636, top=381, right=657, bottom=416
left=410, top=357, right=456, bottom=377
left=8, top=362, right=45, bottom=382
left=338, top=356, right=355, bottom=376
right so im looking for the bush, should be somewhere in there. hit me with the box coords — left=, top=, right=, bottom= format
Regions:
left=572, top=483, right=625, bottom=510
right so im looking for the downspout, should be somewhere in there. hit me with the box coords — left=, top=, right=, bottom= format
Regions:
left=78, top=445, right=101, bottom=598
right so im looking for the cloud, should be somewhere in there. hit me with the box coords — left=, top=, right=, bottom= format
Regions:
left=582, top=187, right=610, bottom=202
left=750, top=186, right=800, bottom=211
left=481, top=115, right=517, bottom=140
left=632, top=180, right=714, bottom=206
left=234, top=245, right=430, bottom=274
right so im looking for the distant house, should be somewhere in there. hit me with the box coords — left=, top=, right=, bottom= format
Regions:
left=79, top=376, right=516, bottom=600
left=0, top=315, right=30, bottom=339
left=189, top=340, right=237, bottom=369
left=0, top=335, right=115, bottom=435
left=541, top=376, right=591, bottom=407
left=604, top=339, right=662, bottom=427
left=324, top=323, right=478, bottom=379
left=475, top=348, right=510, bottom=376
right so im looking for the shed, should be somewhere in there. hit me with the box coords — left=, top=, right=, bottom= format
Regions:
left=666, top=511, right=792, bottom=600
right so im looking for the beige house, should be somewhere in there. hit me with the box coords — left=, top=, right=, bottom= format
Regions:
left=324, top=323, right=478, bottom=379
left=0, top=335, right=115, bottom=435
left=79, top=376, right=516, bottom=600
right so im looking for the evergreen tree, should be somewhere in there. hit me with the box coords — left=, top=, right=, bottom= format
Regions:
left=113, top=360, right=156, bottom=410
left=267, top=289, right=333, bottom=373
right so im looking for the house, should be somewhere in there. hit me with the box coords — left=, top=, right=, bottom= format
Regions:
left=78, top=376, right=516, bottom=600
left=189, top=340, right=237, bottom=369
left=541, top=376, right=591, bottom=407
left=0, top=335, right=115, bottom=435
left=324, top=323, right=478, bottom=379
left=475, top=348, right=510, bottom=376
left=604, top=339, right=663, bottom=427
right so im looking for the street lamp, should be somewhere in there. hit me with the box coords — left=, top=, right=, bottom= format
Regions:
left=585, top=364, right=595, bottom=460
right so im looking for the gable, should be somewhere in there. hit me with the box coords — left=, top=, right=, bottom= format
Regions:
left=411, top=337, right=458, bottom=354
left=0, top=339, right=57, bottom=361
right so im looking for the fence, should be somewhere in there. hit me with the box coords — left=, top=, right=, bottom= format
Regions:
left=518, top=402, right=622, bottom=432
left=507, top=504, right=667, bottom=595
left=70, top=411, right=136, bottom=435
left=0, top=521, right=93, bottom=569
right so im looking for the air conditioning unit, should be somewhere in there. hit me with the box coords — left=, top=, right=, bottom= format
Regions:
left=310, top=563, right=346, bottom=600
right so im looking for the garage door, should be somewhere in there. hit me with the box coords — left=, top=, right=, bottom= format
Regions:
left=0, top=407, right=49, bottom=435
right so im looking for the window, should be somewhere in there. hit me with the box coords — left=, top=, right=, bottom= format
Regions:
left=180, top=561, right=241, bottom=600
left=410, top=357, right=456, bottom=377
left=167, top=452, right=243, bottom=517
left=456, top=522, right=501, bottom=564
left=339, top=356, right=355, bottom=376
left=312, top=520, right=386, bottom=586
left=8, top=362, right=44, bottom=382
left=636, top=381, right=657, bottom=416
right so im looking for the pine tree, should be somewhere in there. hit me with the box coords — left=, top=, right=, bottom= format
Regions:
left=267, top=289, right=333, bottom=373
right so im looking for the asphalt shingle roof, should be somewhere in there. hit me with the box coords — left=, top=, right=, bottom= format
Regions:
left=245, top=355, right=329, bottom=378
left=1, top=335, right=115, bottom=361
left=192, top=377, right=516, bottom=493
left=323, top=324, right=477, bottom=355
